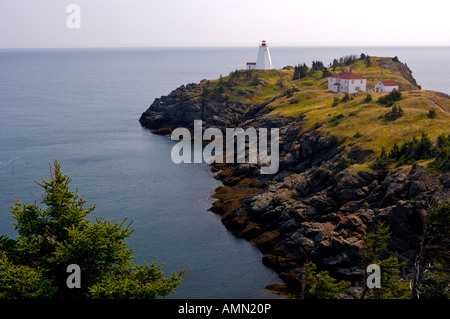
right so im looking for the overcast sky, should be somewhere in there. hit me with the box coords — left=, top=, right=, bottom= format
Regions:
left=1, top=0, right=449, bottom=48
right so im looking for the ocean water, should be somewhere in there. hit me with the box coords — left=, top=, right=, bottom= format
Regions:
left=0, top=46, right=449, bottom=298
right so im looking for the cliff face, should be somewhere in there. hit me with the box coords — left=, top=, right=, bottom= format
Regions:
left=375, top=57, right=419, bottom=90
left=139, top=57, right=450, bottom=297
left=139, top=82, right=249, bottom=131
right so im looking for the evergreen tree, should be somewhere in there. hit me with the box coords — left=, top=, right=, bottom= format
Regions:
left=334, top=157, right=351, bottom=171
left=413, top=202, right=450, bottom=299
left=311, top=61, right=324, bottom=71
left=361, top=221, right=410, bottom=299
left=341, top=93, right=350, bottom=103
left=429, top=134, right=450, bottom=171
left=427, top=109, right=437, bottom=119
left=416, top=132, right=433, bottom=159
left=332, top=96, right=340, bottom=107
left=321, top=67, right=331, bottom=78
left=343, top=54, right=358, bottom=65
left=378, top=90, right=403, bottom=106
left=0, top=161, right=183, bottom=299
left=382, top=105, right=404, bottom=121
left=364, top=94, right=373, bottom=103
left=302, top=262, right=350, bottom=299
left=370, top=147, right=392, bottom=171
left=293, top=63, right=308, bottom=80
left=389, top=143, right=401, bottom=159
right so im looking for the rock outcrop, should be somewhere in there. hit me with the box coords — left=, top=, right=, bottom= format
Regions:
left=139, top=82, right=249, bottom=131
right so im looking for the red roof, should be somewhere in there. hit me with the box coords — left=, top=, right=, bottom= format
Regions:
left=329, top=72, right=366, bottom=80
left=381, top=80, right=398, bottom=86
left=246, top=62, right=256, bottom=65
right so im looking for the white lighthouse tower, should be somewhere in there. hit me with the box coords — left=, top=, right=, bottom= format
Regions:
left=255, top=40, right=273, bottom=70
left=246, top=40, right=273, bottom=70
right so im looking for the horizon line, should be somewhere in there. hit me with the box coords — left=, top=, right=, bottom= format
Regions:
left=2, top=44, right=450, bottom=50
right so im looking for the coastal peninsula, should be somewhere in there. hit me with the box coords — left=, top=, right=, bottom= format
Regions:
left=140, top=55, right=450, bottom=298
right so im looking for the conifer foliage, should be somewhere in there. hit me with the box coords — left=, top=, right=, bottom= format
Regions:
left=0, top=161, right=183, bottom=299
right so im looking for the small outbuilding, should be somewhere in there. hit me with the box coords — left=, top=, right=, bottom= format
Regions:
left=375, top=80, right=399, bottom=93
left=246, top=62, right=256, bottom=70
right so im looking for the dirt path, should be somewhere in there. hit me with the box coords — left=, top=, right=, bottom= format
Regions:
left=428, top=98, right=450, bottom=115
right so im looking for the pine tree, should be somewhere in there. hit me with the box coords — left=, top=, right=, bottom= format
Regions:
left=361, top=221, right=410, bottom=299
left=412, top=201, right=450, bottom=299
left=302, top=262, right=350, bottom=299
left=321, top=67, right=331, bottom=78
left=311, top=60, right=324, bottom=71
left=364, top=94, right=373, bottom=103
left=427, top=109, right=437, bottom=119
left=293, top=63, right=308, bottom=80
left=0, top=161, right=183, bottom=299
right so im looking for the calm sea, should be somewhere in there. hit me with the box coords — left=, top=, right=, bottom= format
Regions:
left=0, top=46, right=449, bottom=298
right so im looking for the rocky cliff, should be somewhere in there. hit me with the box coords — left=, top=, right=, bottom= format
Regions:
left=139, top=56, right=450, bottom=298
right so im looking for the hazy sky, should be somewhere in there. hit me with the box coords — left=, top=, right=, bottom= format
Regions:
left=1, top=0, right=449, bottom=48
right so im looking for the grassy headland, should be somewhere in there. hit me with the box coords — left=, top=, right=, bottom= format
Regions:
left=191, top=56, right=450, bottom=170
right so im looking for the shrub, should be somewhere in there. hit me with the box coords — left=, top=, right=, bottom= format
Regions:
left=335, top=157, right=351, bottom=171
left=378, top=90, right=403, bottom=106
left=341, top=93, right=350, bottom=103
left=321, top=67, right=331, bottom=78
left=302, top=262, right=350, bottom=299
left=332, top=96, right=340, bottom=107
left=361, top=221, right=410, bottom=299
left=418, top=202, right=450, bottom=299
left=364, top=94, right=373, bottom=103
left=382, top=105, right=404, bottom=121
left=215, top=85, right=226, bottom=94
left=429, top=134, right=450, bottom=171
left=372, top=133, right=450, bottom=172
left=427, top=109, right=437, bottom=119
left=370, top=147, right=392, bottom=171
left=329, top=113, right=345, bottom=126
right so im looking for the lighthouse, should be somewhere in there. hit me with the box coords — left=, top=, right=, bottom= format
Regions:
left=246, top=40, right=273, bottom=70
left=255, top=40, right=273, bottom=70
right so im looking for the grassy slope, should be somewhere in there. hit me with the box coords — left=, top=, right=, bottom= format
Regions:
left=193, top=57, right=450, bottom=166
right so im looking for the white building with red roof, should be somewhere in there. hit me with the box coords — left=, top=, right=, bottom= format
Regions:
left=246, top=62, right=256, bottom=70
left=375, top=80, right=399, bottom=93
left=328, top=70, right=366, bottom=93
